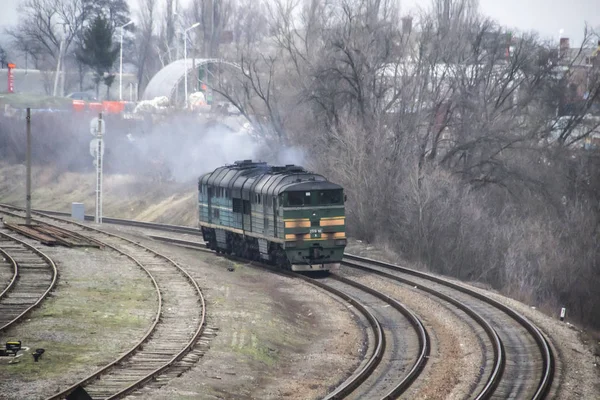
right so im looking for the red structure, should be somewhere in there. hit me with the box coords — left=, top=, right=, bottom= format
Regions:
left=7, top=63, right=15, bottom=93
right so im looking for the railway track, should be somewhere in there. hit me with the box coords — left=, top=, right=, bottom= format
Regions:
left=147, top=233, right=431, bottom=399
left=342, top=256, right=554, bottom=399
left=0, top=230, right=58, bottom=332
left=0, top=206, right=207, bottom=400
left=323, top=274, right=429, bottom=399
left=0, top=205, right=556, bottom=398
left=148, top=234, right=505, bottom=399
left=137, top=235, right=553, bottom=399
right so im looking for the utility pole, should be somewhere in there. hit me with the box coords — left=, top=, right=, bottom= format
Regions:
left=52, top=38, right=65, bottom=97
left=25, top=108, right=31, bottom=225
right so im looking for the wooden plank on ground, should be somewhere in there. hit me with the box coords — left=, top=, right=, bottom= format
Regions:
left=3, top=223, right=57, bottom=246
left=36, top=225, right=101, bottom=248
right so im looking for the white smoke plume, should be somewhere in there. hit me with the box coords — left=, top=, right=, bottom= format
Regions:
left=126, top=116, right=263, bottom=181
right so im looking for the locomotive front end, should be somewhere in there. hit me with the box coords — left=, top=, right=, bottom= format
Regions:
left=281, top=183, right=346, bottom=272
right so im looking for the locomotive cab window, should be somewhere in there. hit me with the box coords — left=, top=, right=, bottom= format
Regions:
left=318, top=190, right=343, bottom=205
left=286, top=191, right=311, bottom=206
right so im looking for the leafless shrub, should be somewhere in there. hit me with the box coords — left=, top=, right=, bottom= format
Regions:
left=214, top=0, right=600, bottom=328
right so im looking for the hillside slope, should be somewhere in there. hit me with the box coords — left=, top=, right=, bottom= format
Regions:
left=0, top=163, right=197, bottom=225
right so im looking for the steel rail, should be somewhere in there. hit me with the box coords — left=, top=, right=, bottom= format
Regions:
left=0, top=230, right=58, bottom=332
left=342, top=259, right=504, bottom=399
left=0, top=206, right=205, bottom=400
left=34, top=216, right=206, bottom=400
left=142, top=234, right=392, bottom=399
left=0, top=247, right=18, bottom=300
left=344, top=253, right=555, bottom=400
left=328, top=273, right=430, bottom=399
left=0, top=204, right=554, bottom=398
left=141, top=234, right=430, bottom=399
left=45, top=233, right=163, bottom=400
left=294, top=272, right=385, bottom=400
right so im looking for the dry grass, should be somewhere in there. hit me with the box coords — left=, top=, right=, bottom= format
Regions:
left=0, top=162, right=196, bottom=225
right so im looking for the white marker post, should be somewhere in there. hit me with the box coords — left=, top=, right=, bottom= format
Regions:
left=560, top=307, right=566, bottom=322
left=90, top=114, right=105, bottom=224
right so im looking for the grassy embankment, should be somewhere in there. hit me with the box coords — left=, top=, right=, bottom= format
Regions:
left=4, top=257, right=157, bottom=379
left=0, top=163, right=196, bottom=225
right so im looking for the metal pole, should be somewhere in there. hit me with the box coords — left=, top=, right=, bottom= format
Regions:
left=25, top=108, right=31, bottom=225
left=95, top=113, right=103, bottom=224
left=184, top=34, right=188, bottom=109
left=183, top=23, right=200, bottom=109
left=119, top=26, right=124, bottom=101
left=119, top=21, right=133, bottom=101
left=52, top=39, right=64, bottom=97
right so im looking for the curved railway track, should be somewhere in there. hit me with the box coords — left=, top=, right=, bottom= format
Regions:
left=0, top=207, right=207, bottom=400
left=342, top=255, right=554, bottom=399
left=144, top=233, right=432, bottom=399
left=148, top=234, right=507, bottom=399
left=321, top=274, right=429, bottom=399
left=0, top=204, right=556, bottom=399
left=127, top=234, right=555, bottom=399
left=0, top=230, right=58, bottom=332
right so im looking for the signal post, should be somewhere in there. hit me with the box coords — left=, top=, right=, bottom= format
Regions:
left=90, top=114, right=105, bottom=224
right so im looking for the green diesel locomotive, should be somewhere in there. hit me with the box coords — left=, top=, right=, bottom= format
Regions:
left=198, top=160, right=346, bottom=271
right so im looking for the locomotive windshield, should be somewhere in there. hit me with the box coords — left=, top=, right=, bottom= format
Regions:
left=287, top=191, right=311, bottom=206
left=318, top=190, right=343, bottom=205
left=285, top=190, right=343, bottom=206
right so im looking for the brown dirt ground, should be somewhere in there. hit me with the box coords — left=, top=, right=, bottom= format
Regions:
left=104, top=224, right=366, bottom=400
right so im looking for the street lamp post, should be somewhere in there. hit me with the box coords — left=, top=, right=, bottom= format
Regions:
left=119, top=20, right=134, bottom=101
left=184, top=22, right=200, bottom=109
left=53, top=23, right=69, bottom=97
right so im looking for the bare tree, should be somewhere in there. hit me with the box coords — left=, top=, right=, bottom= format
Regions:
left=0, top=44, right=8, bottom=68
left=229, top=0, right=269, bottom=55
left=133, top=0, right=159, bottom=95
left=156, top=0, right=177, bottom=66
left=213, top=0, right=600, bottom=329
left=6, top=0, right=93, bottom=69
left=187, top=0, right=233, bottom=58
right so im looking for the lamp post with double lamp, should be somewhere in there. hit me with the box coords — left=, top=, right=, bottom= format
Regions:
left=184, top=22, right=201, bottom=109
left=119, top=20, right=134, bottom=101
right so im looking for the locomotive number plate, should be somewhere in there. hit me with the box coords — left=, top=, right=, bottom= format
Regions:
left=309, top=228, right=322, bottom=238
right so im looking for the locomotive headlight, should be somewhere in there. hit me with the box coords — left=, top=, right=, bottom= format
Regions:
left=335, top=239, right=347, bottom=246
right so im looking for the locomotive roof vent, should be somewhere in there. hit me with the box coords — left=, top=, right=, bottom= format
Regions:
left=232, top=160, right=267, bottom=170
left=285, top=165, right=305, bottom=173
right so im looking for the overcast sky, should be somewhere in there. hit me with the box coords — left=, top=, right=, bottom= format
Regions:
left=1, top=0, right=598, bottom=46
left=402, top=0, right=599, bottom=45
